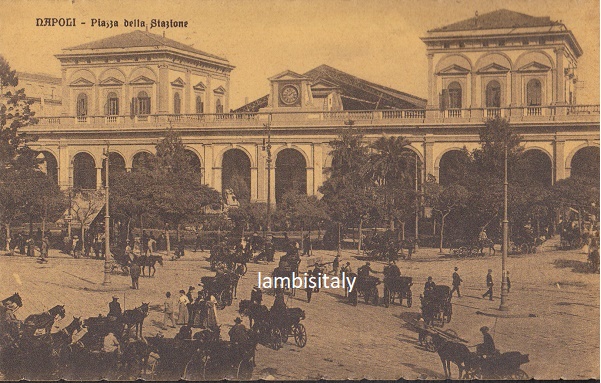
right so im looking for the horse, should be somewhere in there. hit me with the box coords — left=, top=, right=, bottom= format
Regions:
left=2, top=292, right=23, bottom=308
left=138, top=255, right=164, bottom=277
left=238, top=299, right=269, bottom=329
left=23, top=304, right=66, bottom=336
left=432, top=334, right=473, bottom=379
left=122, top=303, right=149, bottom=339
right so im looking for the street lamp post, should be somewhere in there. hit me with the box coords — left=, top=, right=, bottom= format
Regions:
left=103, top=143, right=111, bottom=285
left=499, top=142, right=509, bottom=311
left=263, top=114, right=273, bottom=236
left=414, top=153, right=419, bottom=252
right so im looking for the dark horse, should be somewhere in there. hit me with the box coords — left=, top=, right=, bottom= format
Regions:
left=432, top=334, right=473, bottom=379
left=122, top=302, right=149, bottom=339
left=2, top=292, right=23, bottom=308
left=139, top=255, right=164, bottom=277
left=238, top=299, right=269, bottom=328
left=23, top=304, right=66, bottom=336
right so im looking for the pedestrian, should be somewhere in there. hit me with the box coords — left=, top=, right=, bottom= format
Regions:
left=177, top=290, right=190, bottom=325
left=506, top=271, right=511, bottom=293
left=39, top=236, right=49, bottom=263
left=148, top=233, right=156, bottom=255
left=186, top=286, right=195, bottom=324
left=163, top=292, right=176, bottom=328
left=194, top=230, right=203, bottom=252
left=451, top=267, right=462, bottom=298
left=204, top=294, right=218, bottom=330
left=26, top=237, right=35, bottom=257
left=332, top=254, right=340, bottom=276
left=302, top=233, right=311, bottom=256
left=482, top=269, right=494, bottom=301
left=130, top=261, right=141, bottom=289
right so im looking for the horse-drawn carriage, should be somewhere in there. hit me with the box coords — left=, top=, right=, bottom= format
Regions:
left=182, top=337, right=256, bottom=380
left=348, top=273, right=380, bottom=306
left=421, top=285, right=452, bottom=327
left=383, top=276, right=413, bottom=308
left=272, top=255, right=301, bottom=296
left=200, top=274, right=237, bottom=310
left=238, top=300, right=307, bottom=350
left=449, top=239, right=495, bottom=257
left=465, top=351, right=530, bottom=379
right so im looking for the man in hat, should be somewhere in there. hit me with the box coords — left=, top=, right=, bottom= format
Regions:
left=229, top=317, right=249, bottom=344
left=424, top=276, right=436, bottom=294
left=357, top=261, right=377, bottom=278
left=163, top=292, right=176, bottom=328
left=451, top=267, right=463, bottom=298
left=108, top=296, right=122, bottom=319
left=130, top=260, right=141, bottom=289
left=476, top=326, right=497, bottom=357
left=482, top=269, right=494, bottom=300
left=250, top=286, right=263, bottom=305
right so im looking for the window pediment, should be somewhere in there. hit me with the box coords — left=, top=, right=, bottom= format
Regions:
left=70, top=77, right=94, bottom=87
left=518, top=61, right=551, bottom=73
left=129, top=76, right=155, bottom=85
left=268, top=70, right=309, bottom=81
left=213, top=86, right=226, bottom=95
left=171, top=77, right=185, bottom=87
left=99, top=77, right=124, bottom=86
left=437, top=64, right=470, bottom=76
left=477, top=63, right=510, bottom=74
left=193, top=81, right=206, bottom=91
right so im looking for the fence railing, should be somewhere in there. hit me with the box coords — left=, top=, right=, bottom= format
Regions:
left=32, top=105, right=600, bottom=130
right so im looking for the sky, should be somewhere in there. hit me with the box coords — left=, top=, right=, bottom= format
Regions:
left=0, top=0, right=598, bottom=109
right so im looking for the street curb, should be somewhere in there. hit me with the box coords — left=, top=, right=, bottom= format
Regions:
left=476, top=310, right=538, bottom=318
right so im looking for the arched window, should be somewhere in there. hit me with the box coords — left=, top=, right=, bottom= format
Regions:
left=448, top=82, right=462, bottom=109
left=196, top=96, right=204, bottom=114
left=76, top=93, right=88, bottom=116
left=526, top=79, right=542, bottom=106
left=174, top=92, right=181, bottom=115
left=106, top=92, right=119, bottom=115
left=485, top=80, right=501, bottom=108
left=136, top=91, right=151, bottom=115
left=215, top=99, right=223, bottom=114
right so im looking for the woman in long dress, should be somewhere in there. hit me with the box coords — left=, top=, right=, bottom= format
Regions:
left=177, top=290, right=190, bottom=325
left=204, top=294, right=218, bottom=329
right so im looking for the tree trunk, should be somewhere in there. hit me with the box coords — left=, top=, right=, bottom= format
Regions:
left=177, top=223, right=181, bottom=242
left=5, top=224, right=10, bottom=251
left=166, top=224, right=171, bottom=257
left=439, top=214, right=446, bottom=254
left=433, top=218, right=437, bottom=237
left=358, top=218, right=363, bottom=255
left=400, top=221, right=405, bottom=241
left=29, top=218, right=33, bottom=237
left=81, top=225, right=85, bottom=253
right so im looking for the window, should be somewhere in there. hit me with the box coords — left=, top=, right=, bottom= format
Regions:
left=459, top=42, right=465, bottom=48
left=522, top=39, right=529, bottom=45
left=526, top=79, right=542, bottom=106
left=498, top=40, right=505, bottom=46
left=174, top=92, right=181, bottom=115
left=106, top=92, right=119, bottom=115
left=485, top=80, right=501, bottom=108
left=215, top=98, right=223, bottom=114
left=443, top=42, right=450, bottom=49
left=76, top=93, right=88, bottom=116
left=195, top=95, right=204, bottom=114
left=539, top=37, right=546, bottom=45
left=136, top=91, right=151, bottom=115
left=448, top=82, right=462, bottom=109
left=482, top=41, right=489, bottom=47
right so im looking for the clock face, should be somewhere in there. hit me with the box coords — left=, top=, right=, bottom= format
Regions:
left=280, top=84, right=300, bottom=106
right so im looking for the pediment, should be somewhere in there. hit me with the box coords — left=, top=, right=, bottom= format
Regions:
left=129, top=76, right=155, bottom=85
left=437, top=64, right=470, bottom=75
left=311, top=79, right=340, bottom=90
left=268, top=70, right=309, bottom=81
left=518, top=61, right=551, bottom=72
left=193, top=81, right=206, bottom=91
left=70, top=77, right=94, bottom=87
left=477, top=63, right=510, bottom=74
left=170, top=77, right=185, bottom=87
left=99, top=77, right=124, bottom=86
left=213, top=86, right=226, bottom=95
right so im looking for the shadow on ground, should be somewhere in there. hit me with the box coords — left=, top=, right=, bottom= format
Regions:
left=553, top=259, right=595, bottom=274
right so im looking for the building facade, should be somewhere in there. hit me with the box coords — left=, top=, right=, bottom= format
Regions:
left=18, top=10, right=599, bottom=204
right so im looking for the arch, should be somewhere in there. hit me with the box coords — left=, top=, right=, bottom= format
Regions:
left=516, top=149, right=553, bottom=186
left=98, top=67, right=127, bottom=83
left=514, top=50, right=555, bottom=70
left=173, top=92, right=181, bottom=114
left=214, top=145, right=256, bottom=168
left=275, top=148, right=307, bottom=204
left=273, top=145, right=311, bottom=167
left=184, top=149, right=202, bottom=173
left=437, top=149, right=469, bottom=186
left=72, top=152, right=96, bottom=190
left=101, top=152, right=127, bottom=187
left=485, top=80, right=501, bottom=108
left=68, top=69, right=96, bottom=85
left=474, top=51, right=513, bottom=71
left=37, top=150, right=58, bottom=184
left=435, top=53, right=474, bottom=73
left=526, top=79, right=542, bottom=106
left=127, top=66, right=158, bottom=83
left=569, top=145, right=600, bottom=180
left=222, top=149, right=251, bottom=202
left=184, top=146, right=204, bottom=168
left=131, top=151, right=155, bottom=171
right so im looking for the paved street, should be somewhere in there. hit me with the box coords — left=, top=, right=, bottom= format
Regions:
left=1, top=240, right=598, bottom=380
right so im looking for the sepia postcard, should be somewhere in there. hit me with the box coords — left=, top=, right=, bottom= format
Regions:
left=0, top=0, right=599, bottom=380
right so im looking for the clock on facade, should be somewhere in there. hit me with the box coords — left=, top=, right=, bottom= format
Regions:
left=279, top=84, right=300, bottom=106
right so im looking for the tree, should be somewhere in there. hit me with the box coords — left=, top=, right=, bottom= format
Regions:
left=425, top=181, right=469, bottom=252
left=71, top=189, right=105, bottom=245
left=278, top=190, right=329, bottom=232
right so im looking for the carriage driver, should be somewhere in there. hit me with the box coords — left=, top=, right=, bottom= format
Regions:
left=229, top=317, right=249, bottom=344
left=108, top=296, right=122, bottom=319
left=476, top=326, right=498, bottom=358
left=102, top=331, right=121, bottom=369
left=383, top=260, right=401, bottom=280
left=357, top=262, right=379, bottom=278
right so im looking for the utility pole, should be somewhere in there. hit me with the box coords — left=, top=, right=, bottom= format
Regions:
left=263, top=114, right=273, bottom=236
left=103, top=142, right=111, bottom=285
left=414, top=153, right=419, bottom=252
left=499, top=141, right=509, bottom=311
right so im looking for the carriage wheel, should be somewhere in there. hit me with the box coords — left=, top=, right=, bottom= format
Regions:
left=270, top=327, right=282, bottom=350
left=383, top=288, right=390, bottom=308
left=236, top=356, right=254, bottom=379
left=280, top=325, right=289, bottom=344
left=363, top=290, right=370, bottom=304
left=293, top=323, right=307, bottom=348
left=372, top=288, right=379, bottom=306
left=510, top=369, right=529, bottom=379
